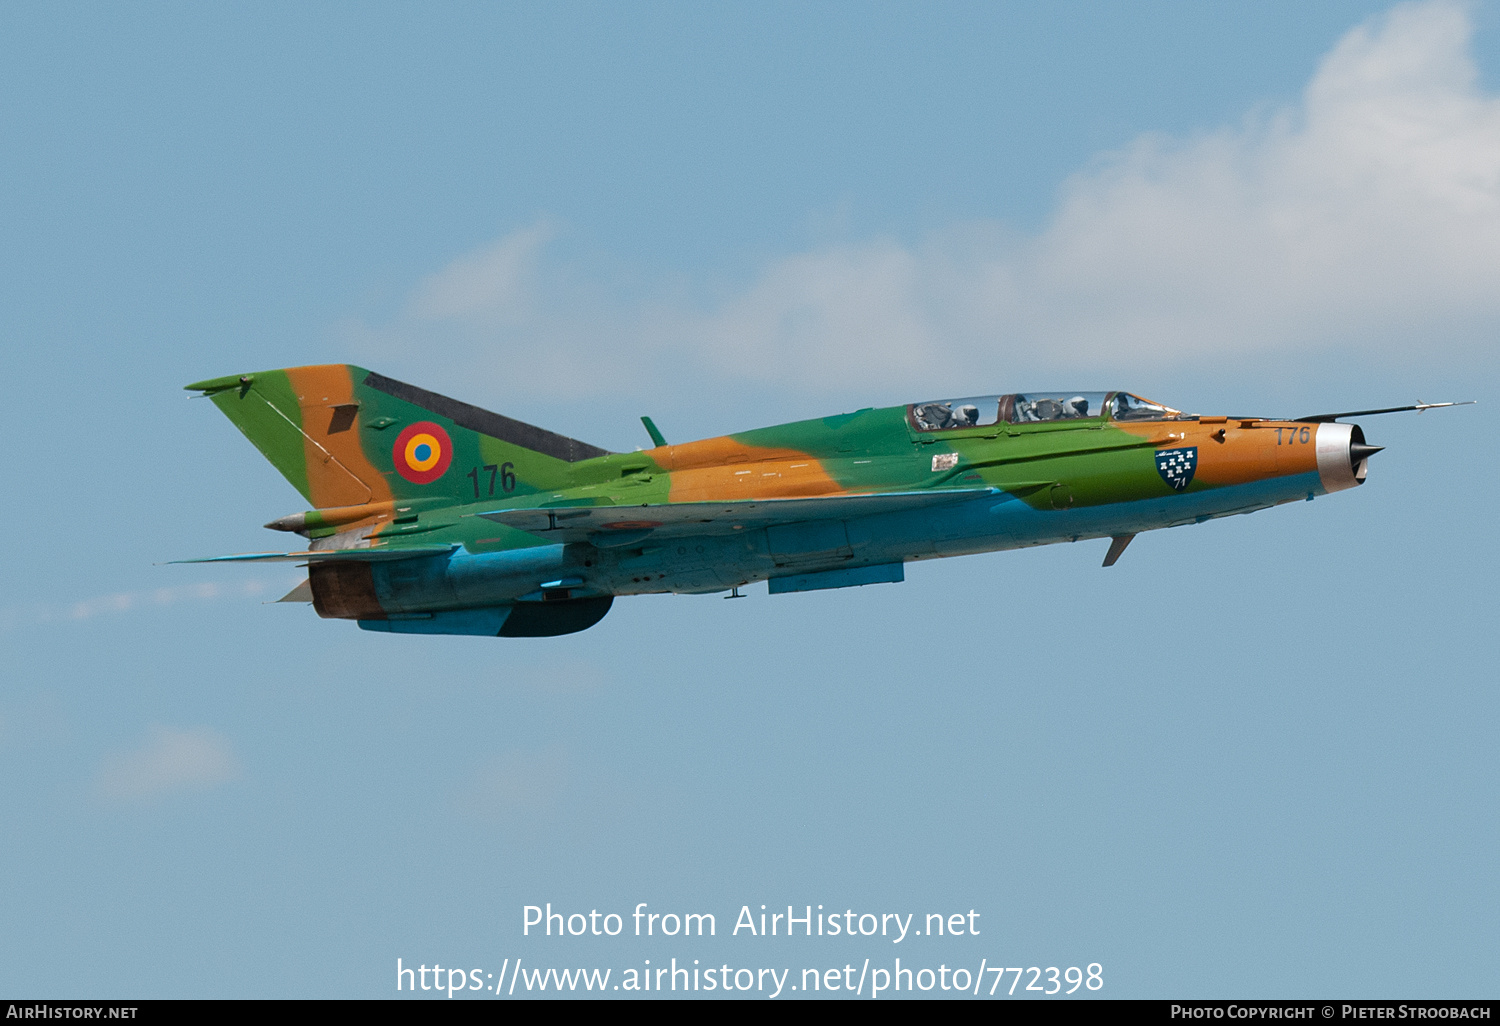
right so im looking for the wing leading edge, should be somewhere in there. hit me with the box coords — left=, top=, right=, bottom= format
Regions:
left=171, top=545, right=459, bottom=564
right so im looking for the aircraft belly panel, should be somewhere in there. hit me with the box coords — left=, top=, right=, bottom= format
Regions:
left=359, top=607, right=512, bottom=635
left=663, top=569, right=730, bottom=594
left=446, top=545, right=573, bottom=606
left=766, top=521, right=853, bottom=566
left=373, top=554, right=455, bottom=613
left=768, top=563, right=904, bottom=594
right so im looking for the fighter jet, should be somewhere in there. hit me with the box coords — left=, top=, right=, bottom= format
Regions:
left=179, top=365, right=1468, bottom=637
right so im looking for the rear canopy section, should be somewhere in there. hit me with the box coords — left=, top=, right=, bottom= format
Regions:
left=186, top=364, right=612, bottom=508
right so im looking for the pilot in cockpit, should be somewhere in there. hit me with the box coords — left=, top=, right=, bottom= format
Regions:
left=954, top=404, right=980, bottom=427
left=914, top=402, right=953, bottom=430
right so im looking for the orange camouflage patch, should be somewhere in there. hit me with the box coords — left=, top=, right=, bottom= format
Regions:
left=284, top=364, right=395, bottom=510
left=1115, top=419, right=1316, bottom=487
left=660, top=437, right=844, bottom=503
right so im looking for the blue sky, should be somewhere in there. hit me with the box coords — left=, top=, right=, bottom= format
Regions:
left=2, top=0, right=1496, bottom=998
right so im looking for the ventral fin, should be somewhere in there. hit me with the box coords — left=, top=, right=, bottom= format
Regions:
left=1103, top=534, right=1135, bottom=567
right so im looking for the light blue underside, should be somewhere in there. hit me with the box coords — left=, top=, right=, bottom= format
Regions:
left=348, top=472, right=1329, bottom=631
left=358, top=606, right=511, bottom=635
left=768, top=561, right=905, bottom=594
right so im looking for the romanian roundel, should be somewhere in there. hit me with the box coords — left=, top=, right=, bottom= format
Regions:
left=392, top=421, right=453, bottom=484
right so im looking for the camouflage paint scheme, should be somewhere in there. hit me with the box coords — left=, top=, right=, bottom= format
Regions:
left=183, top=365, right=1378, bottom=637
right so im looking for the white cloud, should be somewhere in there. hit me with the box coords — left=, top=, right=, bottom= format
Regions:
left=683, top=239, right=948, bottom=385
left=999, top=0, right=1500, bottom=365
left=407, top=221, right=553, bottom=321
left=351, top=0, right=1500, bottom=398
left=0, top=578, right=295, bottom=633
left=96, top=725, right=240, bottom=803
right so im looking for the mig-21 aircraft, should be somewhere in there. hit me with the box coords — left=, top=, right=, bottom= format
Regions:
left=180, top=365, right=1467, bottom=637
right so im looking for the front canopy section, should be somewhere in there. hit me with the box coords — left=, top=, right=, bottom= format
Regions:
left=907, top=391, right=1191, bottom=430
left=1106, top=393, right=1191, bottom=422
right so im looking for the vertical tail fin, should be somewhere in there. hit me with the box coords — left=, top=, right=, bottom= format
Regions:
left=187, top=364, right=612, bottom=509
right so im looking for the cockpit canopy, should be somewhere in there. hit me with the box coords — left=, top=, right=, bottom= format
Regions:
left=1108, top=393, right=1185, bottom=421
left=909, top=391, right=1187, bottom=431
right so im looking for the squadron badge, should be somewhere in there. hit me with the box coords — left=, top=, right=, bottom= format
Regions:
left=1155, top=446, right=1198, bottom=491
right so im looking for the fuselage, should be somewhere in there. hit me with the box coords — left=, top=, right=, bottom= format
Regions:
left=306, top=391, right=1372, bottom=621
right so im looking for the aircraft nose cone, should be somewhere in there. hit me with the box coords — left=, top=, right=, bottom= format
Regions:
left=1350, top=442, right=1384, bottom=466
